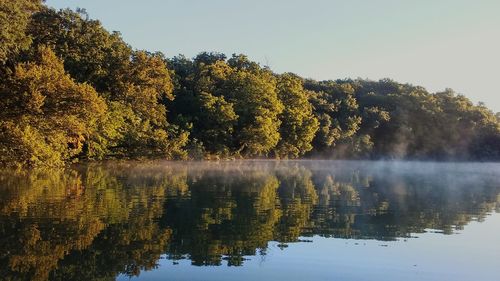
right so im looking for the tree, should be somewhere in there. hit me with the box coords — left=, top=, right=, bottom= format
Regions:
left=0, top=0, right=42, bottom=63
left=26, top=7, right=191, bottom=160
left=275, top=73, right=319, bottom=158
left=306, top=80, right=361, bottom=155
left=0, top=46, right=106, bottom=167
left=169, top=53, right=237, bottom=156
left=28, top=7, right=132, bottom=93
left=89, top=51, right=187, bottom=159
left=226, top=55, right=284, bottom=156
left=169, top=53, right=284, bottom=157
left=1, top=2, right=500, bottom=164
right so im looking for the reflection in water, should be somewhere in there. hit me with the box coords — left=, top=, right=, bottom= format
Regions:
left=0, top=161, right=498, bottom=280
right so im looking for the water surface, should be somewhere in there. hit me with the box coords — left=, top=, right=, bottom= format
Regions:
left=1, top=161, right=499, bottom=281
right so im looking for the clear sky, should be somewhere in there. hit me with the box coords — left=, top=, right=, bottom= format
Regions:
left=45, top=0, right=500, bottom=112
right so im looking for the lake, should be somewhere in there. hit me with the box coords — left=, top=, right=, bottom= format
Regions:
left=0, top=161, right=499, bottom=281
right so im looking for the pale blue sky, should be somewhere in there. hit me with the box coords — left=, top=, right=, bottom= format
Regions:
left=46, top=0, right=500, bottom=112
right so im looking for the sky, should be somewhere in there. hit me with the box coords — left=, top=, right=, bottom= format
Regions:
left=45, top=0, right=500, bottom=112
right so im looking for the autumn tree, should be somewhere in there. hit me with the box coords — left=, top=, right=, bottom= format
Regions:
left=0, top=46, right=106, bottom=167
left=0, top=0, right=42, bottom=64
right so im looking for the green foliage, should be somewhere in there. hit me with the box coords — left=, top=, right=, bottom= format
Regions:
left=169, top=53, right=284, bottom=157
left=169, top=53, right=237, bottom=155
left=100, top=50, right=188, bottom=159
left=226, top=55, right=284, bottom=156
left=275, top=74, right=319, bottom=158
left=21, top=7, right=187, bottom=162
left=1, top=2, right=500, bottom=166
left=27, top=7, right=132, bottom=92
left=306, top=80, right=362, bottom=155
left=349, top=81, right=500, bottom=160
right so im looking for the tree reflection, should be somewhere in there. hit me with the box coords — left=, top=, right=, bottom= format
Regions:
left=0, top=161, right=498, bottom=280
left=161, top=167, right=282, bottom=266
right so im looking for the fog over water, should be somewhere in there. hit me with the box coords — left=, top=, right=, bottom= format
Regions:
left=0, top=160, right=499, bottom=281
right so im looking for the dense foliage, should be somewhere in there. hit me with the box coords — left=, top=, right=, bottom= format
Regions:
left=1, top=2, right=499, bottom=166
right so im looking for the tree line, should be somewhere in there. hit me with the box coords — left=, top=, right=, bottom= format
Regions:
left=1, top=1, right=500, bottom=167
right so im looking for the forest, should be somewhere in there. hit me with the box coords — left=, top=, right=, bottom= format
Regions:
left=1, top=1, right=500, bottom=167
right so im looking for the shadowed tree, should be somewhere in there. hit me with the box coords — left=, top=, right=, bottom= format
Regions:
left=306, top=80, right=361, bottom=156
left=0, top=0, right=42, bottom=64
left=27, top=7, right=132, bottom=93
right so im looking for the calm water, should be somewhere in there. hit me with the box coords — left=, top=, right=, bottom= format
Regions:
left=0, top=161, right=499, bottom=281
